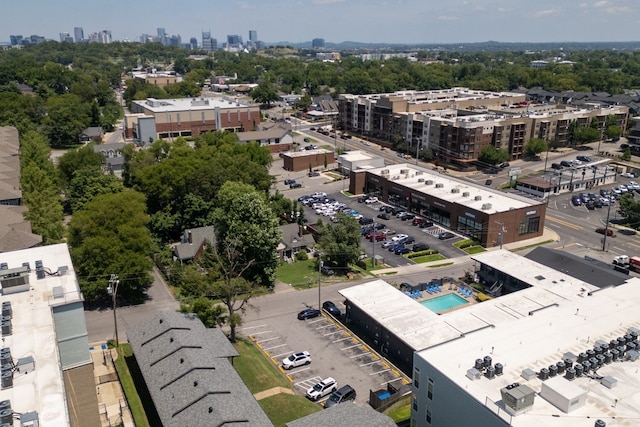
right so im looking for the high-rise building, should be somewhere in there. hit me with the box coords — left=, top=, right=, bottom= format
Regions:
left=74, top=27, right=84, bottom=43
left=226, top=34, right=243, bottom=48
left=249, top=30, right=257, bottom=43
left=189, top=37, right=198, bottom=49
left=202, top=31, right=216, bottom=51
left=9, top=35, right=23, bottom=46
left=59, top=32, right=73, bottom=43
left=157, top=27, right=167, bottom=45
left=312, top=38, right=325, bottom=48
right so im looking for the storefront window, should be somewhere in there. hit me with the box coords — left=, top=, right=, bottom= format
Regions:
left=457, top=216, right=484, bottom=240
left=519, top=216, right=540, bottom=235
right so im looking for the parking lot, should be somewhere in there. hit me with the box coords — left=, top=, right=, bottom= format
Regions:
left=240, top=304, right=409, bottom=406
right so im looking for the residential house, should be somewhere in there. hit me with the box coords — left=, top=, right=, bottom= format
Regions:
left=286, top=402, right=395, bottom=427
left=172, top=226, right=216, bottom=263
left=79, top=127, right=104, bottom=143
left=93, top=142, right=126, bottom=177
left=278, top=223, right=315, bottom=260
left=236, top=123, right=293, bottom=153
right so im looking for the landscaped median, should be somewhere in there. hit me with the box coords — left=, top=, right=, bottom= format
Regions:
left=233, top=338, right=320, bottom=426
left=454, top=239, right=487, bottom=254
left=403, top=249, right=446, bottom=264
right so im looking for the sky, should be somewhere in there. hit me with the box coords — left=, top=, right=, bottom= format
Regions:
left=2, top=0, right=640, bottom=45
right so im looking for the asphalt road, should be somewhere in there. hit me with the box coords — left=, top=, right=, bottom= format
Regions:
left=84, top=266, right=179, bottom=344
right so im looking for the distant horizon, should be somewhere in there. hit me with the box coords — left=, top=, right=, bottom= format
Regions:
left=2, top=0, right=639, bottom=46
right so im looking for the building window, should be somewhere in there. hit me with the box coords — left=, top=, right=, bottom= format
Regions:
left=426, top=406, right=432, bottom=424
left=414, top=367, right=420, bottom=388
left=202, top=112, right=205, bottom=124
left=518, top=216, right=540, bottom=235
left=412, top=395, right=418, bottom=411
left=177, top=113, right=181, bottom=126
left=427, top=378, right=434, bottom=400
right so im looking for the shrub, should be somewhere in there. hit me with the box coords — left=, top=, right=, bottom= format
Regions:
left=296, top=250, right=309, bottom=261
left=406, top=249, right=438, bottom=259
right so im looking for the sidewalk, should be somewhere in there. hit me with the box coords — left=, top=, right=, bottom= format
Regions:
left=90, top=343, right=134, bottom=427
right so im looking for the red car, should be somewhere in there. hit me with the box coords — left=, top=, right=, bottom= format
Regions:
left=365, top=232, right=386, bottom=242
left=595, top=228, right=615, bottom=237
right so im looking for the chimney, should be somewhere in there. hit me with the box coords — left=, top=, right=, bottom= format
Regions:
left=188, top=230, right=192, bottom=244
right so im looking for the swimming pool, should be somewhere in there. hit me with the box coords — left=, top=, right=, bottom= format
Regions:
left=420, top=293, right=468, bottom=313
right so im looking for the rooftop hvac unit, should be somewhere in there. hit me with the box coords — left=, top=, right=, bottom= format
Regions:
left=500, top=384, right=535, bottom=416
left=595, top=420, right=606, bottom=427
left=416, top=171, right=423, bottom=175
left=381, top=169, right=390, bottom=175
left=538, top=367, right=550, bottom=380
left=21, top=262, right=30, bottom=272
left=484, top=355, right=492, bottom=368
left=462, top=192, right=470, bottom=197
left=574, top=363, right=584, bottom=377
left=418, top=178, right=425, bottom=183
left=494, top=363, right=504, bottom=375
left=20, top=411, right=39, bottom=427
left=548, top=364, right=558, bottom=377
left=0, top=349, right=10, bottom=367
left=451, top=188, right=460, bottom=193
left=0, top=371, right=12, bottom=390
left=485, top=365, right=495, bottom=379
left=400, top=169, right=409, bottom=174
left=610, top=349, right=619, bottom=361
left=564, top=367, right=576, bottom=380
left=466, top=368, right=481, bottom=381
left=601, top=376, right=617, bottom=389
left=435, top=183, right=444, bottom=188
left=627, top=349, right=640, bottom=361
left=1, top=302, right=10, bottom=318
left=603, top=352, right=613, bottom=364
left=556, top=361, right=565, bottom=374
left=0, top=264, right=6, bottom=270
left=425, top=180, right=434, bottom=185
left=0, top=408, right=11, bottom=424
left=582, top=361, right=592, bottom=372
left=481, top=203, right=492, bottom=210
left=1, top=320, right=11, bottom=337
left=474, top=195, right=482, bottom=201
left=474, top=359, right=484, bottom=370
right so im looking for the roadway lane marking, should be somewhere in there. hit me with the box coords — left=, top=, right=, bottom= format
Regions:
left=546, top=216, right=582, bottom=230
left=628, top=242, right=640, bottom=249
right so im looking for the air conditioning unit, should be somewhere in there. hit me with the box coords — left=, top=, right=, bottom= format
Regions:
left=381, top=169, right=390, bottom=175
left=451, top=188, right=460, bottom=193
left=425, top=180, right=434, bottom=185
left=435, top=183, right=444, bottom=188
left=463, top=192, right=470, bottom=197
left=400, top=169, right=409, bottom=174
left=475, top=195, right=482, bottom=201
left=418, top=178, right=425, bottom=183
left=481, top=203, right=492, bottom=210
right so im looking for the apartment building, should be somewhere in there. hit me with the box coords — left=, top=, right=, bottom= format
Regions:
left=338, top=89, right=628, bottom=167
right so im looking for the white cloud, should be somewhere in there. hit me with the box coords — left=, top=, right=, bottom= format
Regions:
left=593, top=0, right=609, bottom=7
left=606, top=6, right=630, bottom=13
left=437, top=15, right=458, bottom=21
left=534, top=8, right=560, bottom=17
left=312, top=0, right=347, bottom=4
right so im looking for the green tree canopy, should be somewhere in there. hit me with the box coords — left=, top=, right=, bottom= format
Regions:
left=318, top=212, right=361, bottom=270
left=618, top=193, right=640, bottom=229
left=57, top=143, right=105, bottom=187
left=67, top=190, right=154, bottom=303
left=250, top=79, right=278, bottom=106
left=213, top=181, right=281, bottom=287
left=524, top=138, right=549, bottom=157
left=478, top=145, right=509, bottom=166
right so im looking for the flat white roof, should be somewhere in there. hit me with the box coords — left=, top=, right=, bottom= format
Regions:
left=284, top=148, right=333, bottom=158
left=417, top=275, right=640, bottom=427
left=367, top=163, right=540, bottom=213
left=0, top=244, right=81, bottom=426
left=338, top=150, right=375, bottom=162
left=132, top=96, right=255, bottom=112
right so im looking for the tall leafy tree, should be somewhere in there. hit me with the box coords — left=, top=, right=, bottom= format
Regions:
left=67, top=190, right=154, bottom=303
left=478, top=145, right=509, bottom=165
left=213, top=181, right=281, bottom=287
left=524, top=138, right=549, bottom=157
left=318, top=212, right=361, bottom=270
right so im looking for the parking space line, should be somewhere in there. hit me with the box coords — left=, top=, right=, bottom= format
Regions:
left=360, top=360, right=384, bottom=367
left=381, top=377, right=405, bottom=386
left=286, top=367, right=311, bottom=375
left=341, top=343, right=361, bottom=351
left=370, top=368, right=391, bottom=376
left=247, top=330, right=273, bottom=335
left=315, top=324, right=333, bottom=330
left=323, top=330, right=343, bottom=337
left=272, top=351, right=291, bottom=359
left=240, top=324, right=267, bottom=330
left=263, top=343, right=287, bottom=351
left=308, top=318, right=325, bottom=325
left=332, top=336, right=352, bottom=343
left=349, top=352, right=370, bottom=359
left=257, top=337, right=280, bottom=344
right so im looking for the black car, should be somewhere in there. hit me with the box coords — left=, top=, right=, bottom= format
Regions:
left=438, top=232, right=455, bottom=240
left=391, top=207, right=405, bottom=215
left=485, top=179, right=493, bottom=186
left=577, top=155, right=592, bottom=162
left=585, top=201, right=595, bottom=210
left=401, top=213, right=416, bottom=221
left=399, top=236, right=415, bottom=245
left=359, top=217, right=374, bottom=225
left=297, top=308, right=321, bottom=320
left=594, top=199, right=603, bottom=208
left=320, top=265, right=336, bottom=276
left=290, top=182, right=302, bottom=189
left=377, top=213, right=390, bottom=220
left=373, top=222, right=386, bottom=230
left=419, top=221, right=435, bottom=228
left=413, top=243, right=430, bottom=252
left=322, top=301, right=341, bottom=317
left=324, top=385, right=357, bottom=409
left=551, top=163, right=563, bottom=170
left=499, top=162, right=510, bottom=169
left=571, top=195, right=582, bottom=206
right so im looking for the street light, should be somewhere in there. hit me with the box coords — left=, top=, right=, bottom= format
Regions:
left=106, top=274, right=120, bottom=346
left=317, top=256, right=323, bottom=311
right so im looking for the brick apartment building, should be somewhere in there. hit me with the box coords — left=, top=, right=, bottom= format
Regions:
left=338, top=88, right=628, bottom=168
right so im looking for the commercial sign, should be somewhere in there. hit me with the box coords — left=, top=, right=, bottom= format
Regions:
left=433, top=201, right=446, bottom=208
left=526, top=210, right=537, bottom=216
left=465, top=212, right=476, bottom=219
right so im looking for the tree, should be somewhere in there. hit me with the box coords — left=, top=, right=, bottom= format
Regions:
left=294, top=94, right=312, bottom=111
left=605, top=125, right=622, bottom=140
left=317, top=212, right=361, bottom=270
left=618, top=193, right=640, bottom=229
left=213, top=182, right=281, bottom=287
left=622, top=146, right=632, bottom=161
left=180, top=297, right=226, bottom=328
left=478, top=145, right=509, bottom=166
left=524, top=138, right=548, bottom=158
left=67, top=190, right=154, bottom=303
left=57, top=144, right=106, bottom=187
left=250, top=79, right=278, bottom=106
left=67, top=167, right=124, bottom=212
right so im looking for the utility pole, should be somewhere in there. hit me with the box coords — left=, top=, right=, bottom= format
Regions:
left=317, top=256, right=323, bottom=310
left=602, top=200, right=613, bottom=251
left=107, top=274, right=120, bottom=346
left=495, top=221, right=506, bottom=250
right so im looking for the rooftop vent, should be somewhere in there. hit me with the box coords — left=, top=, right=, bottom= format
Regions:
left=481, top=203, right=492, bottom=210
left=435, top=183, right=444, bottom=188
left=418, top=178, right=425, bottom=183
left=475, top=195, right=482, bottom=201
left=462, top=192, right=470, bottom=197
left=400, top=169, right=409, bottom=174
left=425, top=180, right=434, bottom=185
left=500, top=383, right=535, bottom=416
left=451, top=188, right=460, bottom=193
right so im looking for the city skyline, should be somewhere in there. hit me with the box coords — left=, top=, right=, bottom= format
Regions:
left=2, top=0, right=640, bottom=45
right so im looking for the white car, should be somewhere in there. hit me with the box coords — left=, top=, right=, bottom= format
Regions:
left=311, top=192, right=327, bottom=199
left=611, top=187, right=622, bottom=195
left=628, top=181, right=640, bottom=190
left=619, top=185, right=628, bottom=193
left=365, top=197, right=379, bottom=204
left=282, top=351, right=312, bottom=370
left=306, top=377, right=337, bottom=401
left=599, top=197, right=610, bottom=206
left=621, top=172, right=635, bottom=178
left=392, top=234, right=409, bottom=242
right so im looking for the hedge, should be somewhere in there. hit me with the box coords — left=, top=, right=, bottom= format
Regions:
left=406, top=249, right=438, bottom=259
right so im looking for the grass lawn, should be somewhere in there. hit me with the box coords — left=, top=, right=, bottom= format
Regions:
left=408, top=253, right=446, bottom=264
left=342, top=190, right=354, bottom=196
left=259, top=393, right=321, bottom=427
left=276, top=259, right=318, bottom=287
left=384, top=395, right=412, bottom=423
left=115, top=345, right=150, bottom=427
left=362, top=258, right=387, bottom=271
left=233, top=338, right=290, bottom=394
left=463, top=246, right=486, bottom=254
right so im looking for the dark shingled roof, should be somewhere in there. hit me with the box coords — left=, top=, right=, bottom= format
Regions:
left=128, top=312, right=272, bottom=427
left=286, top=402, right=396, bottom=427
left=524, top=247, right=629, bottom=288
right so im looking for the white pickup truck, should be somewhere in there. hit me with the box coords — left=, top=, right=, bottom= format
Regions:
left=613, top=255, right=629, bottom=266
